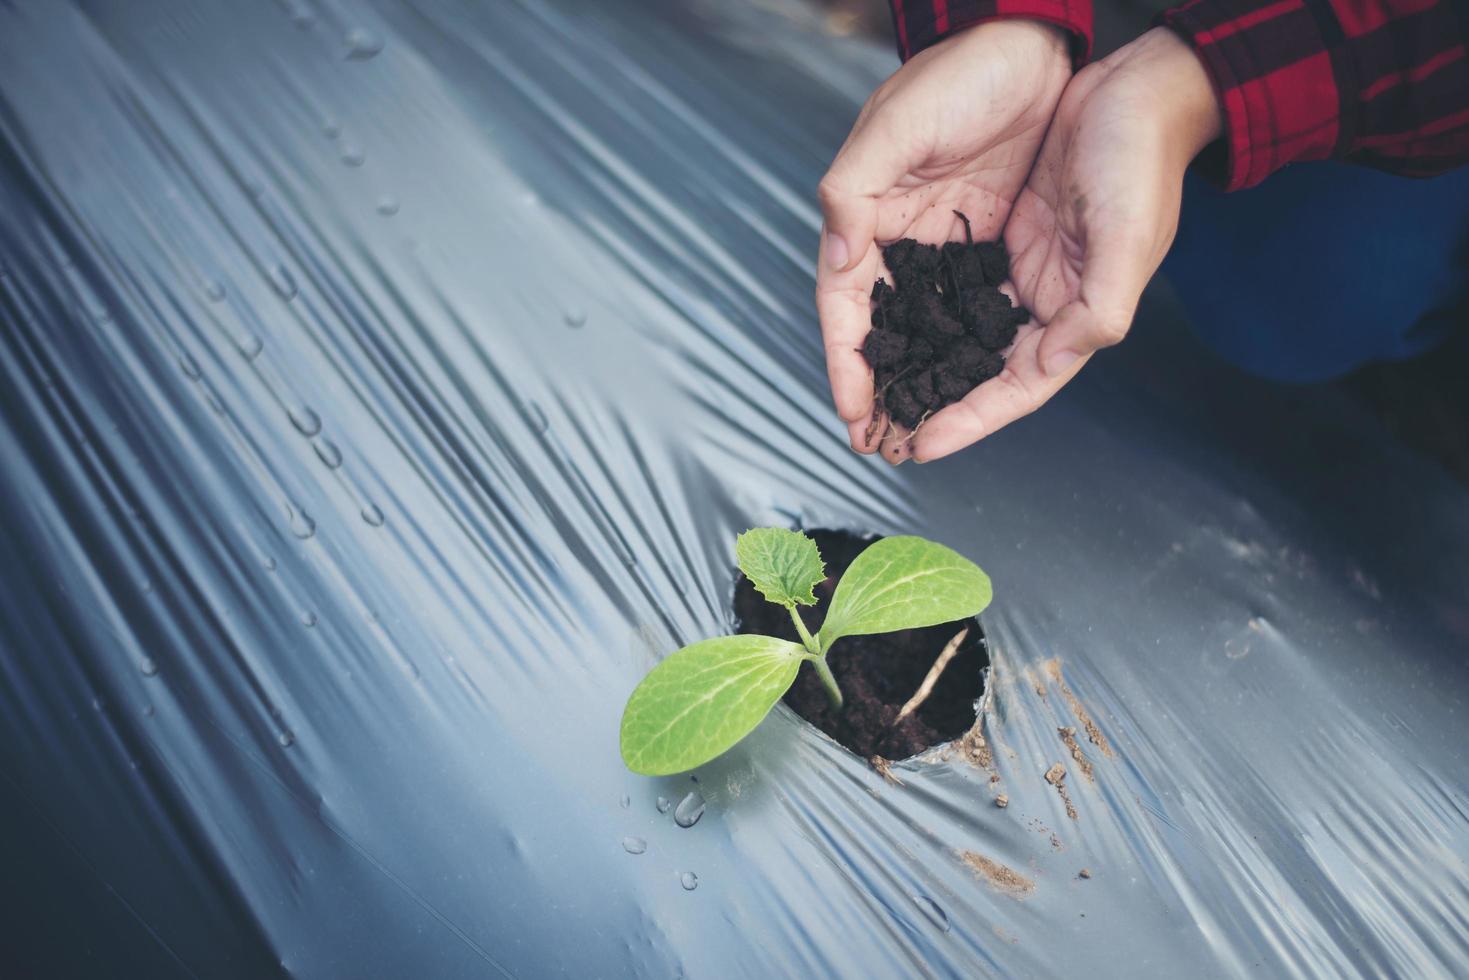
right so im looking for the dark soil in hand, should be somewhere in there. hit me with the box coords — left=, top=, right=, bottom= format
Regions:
left=862, top=213, right=1030, bottom=429
left=733, top=529, right=987, bottom=760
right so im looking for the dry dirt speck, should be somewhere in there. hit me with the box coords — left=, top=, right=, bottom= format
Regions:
left=958, top=850, right=1036, bottom=897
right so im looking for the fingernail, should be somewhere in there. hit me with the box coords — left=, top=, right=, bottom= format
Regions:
left=1044, top=349, right=1080, bottom=377
left=825, top=231, right=849, bottom=271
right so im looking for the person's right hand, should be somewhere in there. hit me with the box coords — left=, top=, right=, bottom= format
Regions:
left=816, top=19, right=1073, bottom=459
left=908, top=28, right=1224, bottom=462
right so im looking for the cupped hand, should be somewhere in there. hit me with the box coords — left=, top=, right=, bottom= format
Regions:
left=816, top=19, right=1072, bottom=458
left=909, top=27, right=1224, bottom=462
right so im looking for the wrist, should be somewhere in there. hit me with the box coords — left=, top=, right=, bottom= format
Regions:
left=1000, top=18, right=1072, bottom=63
left=1113, top=28, right=1224, bottom=164
left=940, top=17, right=1072, bottom=69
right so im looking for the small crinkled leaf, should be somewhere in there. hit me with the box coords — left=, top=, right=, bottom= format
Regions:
left=735, top=527, right=825, bottom=608
left=620, top=634, right=805, bottom=776
left=818, top=536, right=991, bottom=651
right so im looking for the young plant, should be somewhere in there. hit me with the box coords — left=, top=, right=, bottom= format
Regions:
left=620, top=528, right=992, bottom=775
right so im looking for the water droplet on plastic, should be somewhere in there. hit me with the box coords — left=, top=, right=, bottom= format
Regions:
left=619, top=794, right=631, bottom=809
left=680, top=872, right=699, bottom=891
left=376, top=195, right=399, bottom=216
left=563, top=309, right=586, bottom=328
left=178, top=353, right=202, bottom=380
left=203, top=279, right=226, bottom=302
left=313, top=437, right=342, bottom=468
left=288, top=507, right=316, bottom=539
left=143, top=704, right=155, bottom=717
left=345, top=28, right=383, bottom=59
left=621, top=837, right=646, bottom=855
left=289, top=405, right=322, bottom=436
left=206, top=392, right=226, bottom=415
left=361, top=504, right=384, bottom=527
left=269, top=263, right=297, bottom=300
left=341, top=144, right=365, bottom=167
left=913, top=896, right=950, bottom=933
left=141, top=579, right=153, bottom=595
left=674, top=791, right=705, bottom=828
left=656, top=797, right=671, bottom=813
left=301, top=610, right=317, bottom=628
left=278, top=731, right=295, bottom=748
left=262, top=555, right=277, bottom=572
left=140, top=658, right=158, bottom=677
left=322, top=120, right=341, bottom=139
left=236, top=333, right=264, bottom=360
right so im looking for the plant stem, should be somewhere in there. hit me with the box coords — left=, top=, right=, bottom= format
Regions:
left=787, top=606, right=818, bottom=655
left=787, top=606, right=843, bottom=711
left=810, top=654, right=844, bottom=712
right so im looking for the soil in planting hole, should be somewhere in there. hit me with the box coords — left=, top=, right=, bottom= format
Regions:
left=732, top=529, right=988, bottom=760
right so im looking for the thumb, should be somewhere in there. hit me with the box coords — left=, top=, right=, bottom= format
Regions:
left=817, top=114, right=912, bottom=273
left=1033, top=233, right=1156, bottom=377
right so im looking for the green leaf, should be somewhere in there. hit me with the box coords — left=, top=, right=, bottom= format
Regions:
left=817, top=536, right=991, bottom=652
left=620, top=634, right=806, bottom=776
left=735, top=527, right=826, bottom=609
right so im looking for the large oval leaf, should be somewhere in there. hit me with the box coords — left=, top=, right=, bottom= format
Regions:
left=620, top=634, right=806, bottom=776
left=817, top=536, right=991, bottom=652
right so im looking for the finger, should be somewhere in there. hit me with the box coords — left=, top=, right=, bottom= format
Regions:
left=816, top=231, right=878, bottom=422
left=817, top=112, right=912, bottom=274
left=879, top=418, right=913, bottom=466
left=910, top=325, right=1087, bottom=462
left=848, top=410, right=883, bottom=454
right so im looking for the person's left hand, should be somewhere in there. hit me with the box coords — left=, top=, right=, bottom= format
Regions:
left=908, top=27, right=1224, bottom=463
left=815, top=19, right=1074, bottom=461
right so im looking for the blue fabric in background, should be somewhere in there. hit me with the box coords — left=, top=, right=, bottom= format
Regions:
left=1162, top=162, right=1469, bottom=383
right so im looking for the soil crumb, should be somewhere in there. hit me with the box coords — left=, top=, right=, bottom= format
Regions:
left=995, top=794, right=1009, bottom=808
left=862, top=215, right=1030, bottom=430
left=1079, top=868, right=1092, bottom=879
left=1058, top=726, right=1095, bottom=782
left=735, top=529, right=987, bottom=760
left=958, top=850, right=1035, bottom=897
left=946, top=719, right=994, bottom=771
left=1044, top=659, right=1114, bottom=758
left=1044, top=762, right=1078, bottom=820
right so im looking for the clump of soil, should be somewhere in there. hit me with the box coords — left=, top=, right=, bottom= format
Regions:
left=862, top=212, right=1030, bottom=429
left=732, top=528, right=987, bottom=760
left=958, top=850, right=1035, bottom=897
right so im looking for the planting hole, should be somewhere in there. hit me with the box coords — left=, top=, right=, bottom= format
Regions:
left=733, top=528, right=988, bottom=761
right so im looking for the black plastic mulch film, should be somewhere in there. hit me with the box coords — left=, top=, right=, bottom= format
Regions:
left=1, top=1, right=1466, bottom=977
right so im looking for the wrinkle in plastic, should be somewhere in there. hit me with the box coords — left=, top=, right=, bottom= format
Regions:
left=1, top=1, right=1468, bottom=977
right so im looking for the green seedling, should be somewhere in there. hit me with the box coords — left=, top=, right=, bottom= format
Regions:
left=620, top=528, right=992, bottom=776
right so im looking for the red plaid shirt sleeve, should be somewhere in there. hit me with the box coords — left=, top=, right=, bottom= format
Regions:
left=890, top=0, right=1094, bottom=65
left=1162, top=0, right=1469, bottom=189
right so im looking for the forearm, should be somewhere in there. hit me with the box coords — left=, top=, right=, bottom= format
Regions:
left=1160, top=0, right=1469, bottom=189
left=888, top=0, right=1094, bottom=64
